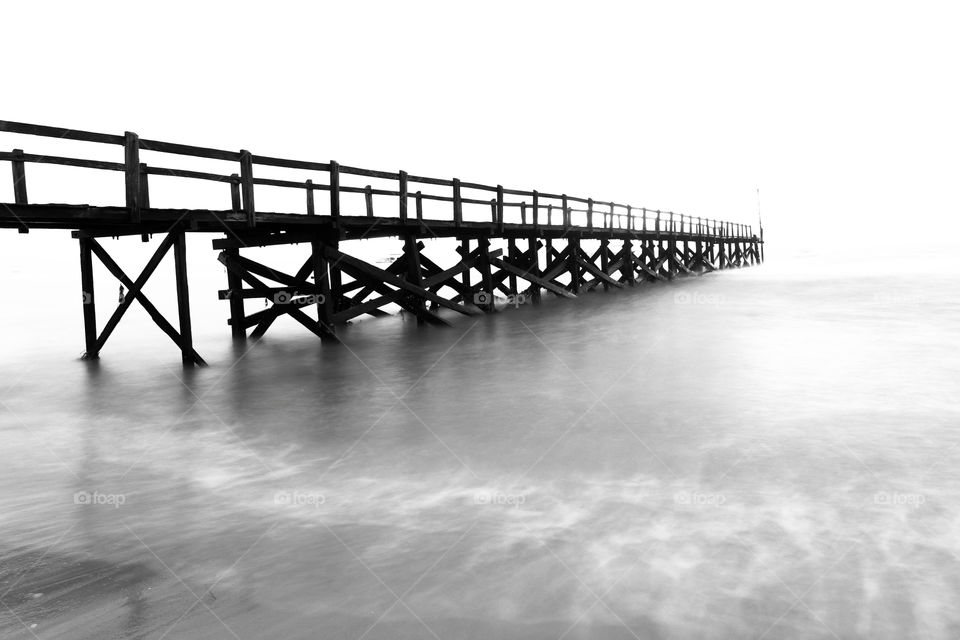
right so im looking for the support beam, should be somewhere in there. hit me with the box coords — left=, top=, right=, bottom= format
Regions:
left=173, top=230, right=197, bottom=366
left=79, top=238, right=97, bottom=359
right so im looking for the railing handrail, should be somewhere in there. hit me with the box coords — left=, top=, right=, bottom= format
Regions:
left=0, top=119, right=756, bottom=237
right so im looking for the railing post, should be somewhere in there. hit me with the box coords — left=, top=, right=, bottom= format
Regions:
left=587, top=198, right=594, bottom=228
left=399, top=170, right=408, bottom=221
left=655, top=210, right=661, bottom=237
left=562, top=194, right=569, bottom=229
left=626, top=205, right=632, bottom=231
left=138, top=162, right=151, bottom=242
left=306, top=179, right=316, bottom=216
left=496, top=185, right=504, bottom=232
left=520, top=202, right=527, bottom=225
left=239, top=150, right=255, bottom=227
left=609, top=203, right=614, bottom=230
left=124, top=132, right=141, bottom=223
left=415, top=190, right=423, bottom=222
left=330, top=160, right=341, bottom=222
left=230, top=174, right=241, bottom=211
left=547, top=203, right=553, bottom=226
left=532, top=190, right=539, bottom=230
left=364, top=185, right=374, bottom=217
left=11, top=149, right=27, bottom=205
left=453, top=178, right=463, bottom=226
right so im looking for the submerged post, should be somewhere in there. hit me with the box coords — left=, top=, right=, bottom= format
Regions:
left=173, top=230, right=196, bottom=366
left=79, top=238, right=98, bottom=359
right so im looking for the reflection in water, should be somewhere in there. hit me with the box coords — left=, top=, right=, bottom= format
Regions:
left=1, top=249, right=960, bottom=639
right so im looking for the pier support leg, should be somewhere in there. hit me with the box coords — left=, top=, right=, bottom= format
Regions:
left=403, top=234, right=426, bottom=323
left=600, top=239, right=610, bottom=291
left=528, top=236, right=541, bottom=303
left=460, top=238, right=472, bottom=298
left=622, top=239, right=635, bottom=285
left=79, top=237, right=98, bottom=359
left=311, top=236, right=336, bottom=337
left=478, top=237, right=495, bottom=312
left=173, top=230, right=196, bottom=366
left=568, top=238, right=582, bottom=294
left=507, top=238, right=518, bottom=296
left=224, top=247, right=246, bottom=340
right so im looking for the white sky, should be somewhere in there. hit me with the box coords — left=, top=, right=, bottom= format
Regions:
left=3, top=0, right=960, bottom=254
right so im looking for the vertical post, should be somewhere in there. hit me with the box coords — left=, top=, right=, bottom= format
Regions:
left=627, top=205, right=632, bottom=231
left=547, top=203, right=553, bottom=226
left=224, top=247, right=246, bottom=340
left=138, top=163, right=150, bottom=209
left=562, top=194, right=570, bottom=229
left=398, top=170, right=408, bottom=221
left=453, top=178, right=463, bottom=227
left=138, top=162, right=151, bottom=242
left=496, top=185, right=504, bottom=233
left=532, top=191, right=539, bottom=230
left=329, top=160, right=341, bottom=222
left=404, top=235, right=426, bottom=322
left=478, top=236, right=494, bottom=312
left=364, top=185, right=374, bottom=217
left=124, top=132, right=141, bottom=223
left=313, top=234, right=335, bottom=336
left=528, top=235, right=541, bottom=303
left=460, top=237, right=471, bottom=298
left=520, top=202, right=527, bottom=225
left=622, top=238, right=635, bottom=285
left=568, top=237, right=581, bottom=294
left=718, top=223, right=726, bottom=270
left=507, top=238, right=518, bottom=295
left=642, top=207, right=647, bottom=233
left=415, top=191, right=423, bottom=222
left=609, top=203, right=615, bottom=230
left=79, top=238, right=98, bottom=359
left=600, top=238, right=610, bottom=291
left=306, top=180, right=316, bottom=216
left=11, top=149, right=28, bottom=204
left=173, top=230, right=196, bottom=366
left=587, top=198, right=594, bottom=228
left=239, top=150, right=255, bottom=228
left=230, top=174, right=241, bottom=211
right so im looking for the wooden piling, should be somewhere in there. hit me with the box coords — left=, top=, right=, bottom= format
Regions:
left=224, top=247, right=246, bottom=340
left=173, top=230, right=196, bottom=365
left=79, top=237, right=98, bottom=359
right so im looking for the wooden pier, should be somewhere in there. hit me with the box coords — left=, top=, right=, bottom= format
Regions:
left=0, top=120, right=763, bottom=366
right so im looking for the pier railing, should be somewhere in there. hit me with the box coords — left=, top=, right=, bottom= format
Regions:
left=1, top=119, right=754, bottom=238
